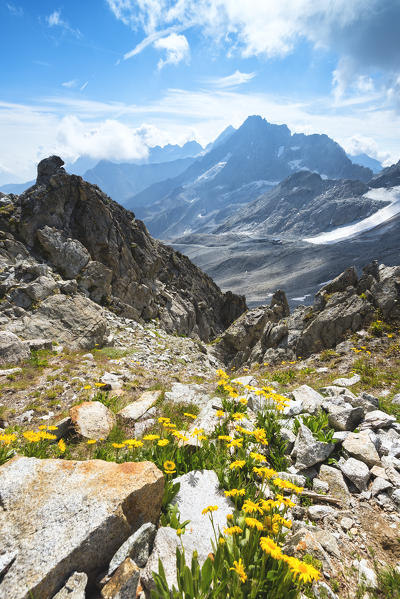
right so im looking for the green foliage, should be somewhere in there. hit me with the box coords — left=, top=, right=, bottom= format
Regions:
left=93, top=390, right=123, bottom=413
left=369, top=319, right=391, bottom=337
left=271, top=370, right=296, bottom=386
left=29, top=350, right=51, bottom=368
left=293, top=411, right=336, bottom=443
left=256, top=410, right=289, bottom=471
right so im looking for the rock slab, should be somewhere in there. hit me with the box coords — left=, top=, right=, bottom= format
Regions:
left=0, top=456, right=163, bottom=599
left=70, top=401, right=116, bottom=440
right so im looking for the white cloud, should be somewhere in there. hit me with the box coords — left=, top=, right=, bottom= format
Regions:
left=342, top=134, right=391, bottom=164
left=211, top=70, right=256, bottom=88
left=62, top=80, right=78, bottom=89
left=55, top=116, right=149, bottom=162
left=1, top=83, right=400, bottom=183
left=7, top=3, right=23, bottom=17
left=107, top=0, right=400, bottom=105
left=154, top=33, right=190, bottom=69
left=46, top=9, right=81, bottom=38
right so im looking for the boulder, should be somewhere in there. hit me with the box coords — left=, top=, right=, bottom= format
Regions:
left=70, top=401, right=116, bottom=440
left=117, top=391, right=161, bottom=424
left=358, top=559, right=378, bottom=589
left=370, top=477, right=393, bottom=497
left=290, top=385, right=324, bottom=414
left=327, top=403, right=364, bottom=432
left=0, top=331, right=30, bottom=365
left=52, top=572, right=88, bottom=599
left=308, top=505, right=338, bottom=520
left=342, top=430, right=381, bottom=467
left=101, top=558, right=140, bottom=599
left=0, top=456, right=163, bottom=599
left=164, top=383, right=209, bottom=406
left=318, top=464, right=351, bottom=506
left=340, top=457, right=370, bottom=491
left=332, top=374, right=361, bottom=387
left=143, top=469, right=233, bottom=591
left=108, top=522, right=156, bottom=573
left=292, top=424, right=335, bottom=470
left=360, top=410, right=396, bottom=430
left=5, top=294, right=109, bottom=350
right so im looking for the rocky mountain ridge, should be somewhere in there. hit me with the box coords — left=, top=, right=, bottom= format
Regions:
left=130, top=115, right=373, bottom=239
left=0, top=156, right=245, bottom=347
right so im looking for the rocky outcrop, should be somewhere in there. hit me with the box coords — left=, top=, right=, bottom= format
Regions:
left=0, top=157, right=245, bottom=345
left=215, top=260, right=400, bottom=366
left=0, top=456, right=163, bottom=599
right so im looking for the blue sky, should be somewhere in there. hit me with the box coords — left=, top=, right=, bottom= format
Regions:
left=1, top=0, right=400, bottom=182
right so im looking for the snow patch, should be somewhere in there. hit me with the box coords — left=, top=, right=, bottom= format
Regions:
left=289, top=159, right=303, bottom=170
left=195, top=158, right=229, bottom=183
left=292, top=295, right=310, bottom=302
left=304, top=186, right=400, bottom=245
left=277, top=146, right=284, bottom=158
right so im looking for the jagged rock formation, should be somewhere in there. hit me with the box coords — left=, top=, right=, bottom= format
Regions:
left=0, top=157, right=245, bottom=348
left=215, top=261, right=400, bottom=366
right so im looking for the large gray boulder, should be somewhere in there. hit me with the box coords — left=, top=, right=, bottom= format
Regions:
left=0, top=456, right=164, bottom=599
left=0, top=331, right=30, bottom=365
left=5, top=294, right=109, bottom=349
left=342, top=431, right=381, bottom=467
left=292, top=424, right=335, bottom=470
left=340, top=457, right=370, bottom=491
left=143, top=470, right=233, bottom=591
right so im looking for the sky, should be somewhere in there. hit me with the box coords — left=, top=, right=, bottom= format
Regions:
left=1, top=0, right=400, bottom=183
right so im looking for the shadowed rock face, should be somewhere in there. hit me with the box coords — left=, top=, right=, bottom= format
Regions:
left=0, top=156, right=246, bottom=342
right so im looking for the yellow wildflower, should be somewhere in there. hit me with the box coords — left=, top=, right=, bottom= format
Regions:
left=242, top=499, right=264, bottom=515
left=38, top=425, right=47, bottom=430
left=58, top=439, right=66, bottom=453
left=184, top=412, right=197, bottom=419
left=143, top=434, right=160, bottom=441
left=83, top=385, right=92, bottom=390
left=245, top=517, right=264, bottom=531
left=112, top=443, right=125, bottom=449
left=202, top=505, right=218, bottom=515
left=229, top=460, right=246, bottom=470
left=285, top=557, right=320, bottom=583
left=124, top=439, right=144, bottom=448
left=176, top=528, right=184, bottom=536
left=218, top=537, right=225, bottom=545
left=87, top=439, right=97, bottom=445
left=230, top=558, right=247, bottom=583
left=216, top=410, right=225, bottom=417
left=260, top=536, right=283, bottom=559
left=47, top=425, right=58, bottom=431
left=164, top=460, right=176, bottom=474
left=239, top=397, right=248, bottom=405
left=224, top=488, right=246, bottom=497
left=232, top=412, right=245, bottom=421
left=224, top=526, right=243, bottom=535
left=158, top=417, right=170, bottom=423
left=94, top=382, right=106, bottom=387
left=226, top=514, right=234, bottom=521
left=157, top=439, right=169, bottom=447
left=218, top=435, right=232, bottom=442
left=227, top=438, right=243, bottom=449
left=250, top=452, right=267, bottom=463
left=253, top=466, right=277, bottom=479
